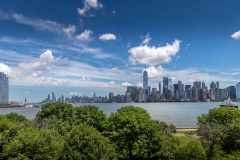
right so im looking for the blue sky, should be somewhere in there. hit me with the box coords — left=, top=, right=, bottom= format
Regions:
left=1, top=0, right=240, bottom=102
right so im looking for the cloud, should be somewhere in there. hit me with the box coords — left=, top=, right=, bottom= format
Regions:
left=128, top=39, right=181, bottom=66
left=102, top=81, right=116, bottom=88
left=127, top=42, right=131, bottom=48
left=144, top=66, right=168, bottom=78
left=111, top=67, right=118, bottom=72
left=231, top=30, right=240, bottom=40
left=99, top=33, right=116, bottom=41
left=136, top=83, right=143, bottom=87
left=23, top=92, right=29, bottom=94
left=141, top=33, right=151, bottom=45
left=189, top=78, right=195, bottom=83
left=19, top=50, right=55, bottom=77
left=76, top=29, right=93, bottom=41
left=0, top=9, right=77, bottom=37
left=122, top=82, right=132, bottom=87
left=0, top=63, right=20, bottom=78
left=69, top=92, right=81, bottom=96
left=77, top=0, right=103, bottom=16
left=112, top=10, right=116, bottom=14
left=176, top=55, right=180, bottom=60
left=62, top=25, right=77, bottom=37
left=186, top=43, right=190, bottom=49
left=80, top=76, right=92, bottom=81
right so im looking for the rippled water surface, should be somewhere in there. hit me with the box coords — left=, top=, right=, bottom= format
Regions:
left=1, top=102, right=239, bottom=127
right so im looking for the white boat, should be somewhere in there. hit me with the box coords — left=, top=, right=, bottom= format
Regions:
left=220, top=97, right=238, bottom=108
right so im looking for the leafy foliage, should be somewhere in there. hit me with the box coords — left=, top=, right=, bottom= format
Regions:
left=108, top=105, right=163, bottom=159
left=75, top=105, right=107, bottom=132
left=1, top=128, right=64, bottom=160
left=197, top=107, right=240, bottom=158
left=62, top=124, right=116, bottom=160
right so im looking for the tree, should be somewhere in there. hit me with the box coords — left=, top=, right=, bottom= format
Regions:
left=176, top=139, right=207, bottom=160
left=37, top=102, right=75, bottom=121
left=62, top=124, right=116, bottom=160
left=5, top=112, right=28, bottom=123
left=159, top=136, right=180, bottom=160
left=197, top=107, right=240, bottom=157
left=1, top=128, right=64, bottom=160
left=108, top=105, right=163, bottom=159
left=75, top=105, right=107, bottom=132
left=156, top=121, right=176, bottom=136
left=0, top=115, right=14, bottom=133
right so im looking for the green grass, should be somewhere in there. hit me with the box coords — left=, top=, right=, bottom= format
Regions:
left=176, top=130, right=196, bottom=135
left=177, top=136, right=196, bottom=147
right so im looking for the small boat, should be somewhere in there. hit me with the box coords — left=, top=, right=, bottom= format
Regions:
left=220, top=97, right=238, bottom=108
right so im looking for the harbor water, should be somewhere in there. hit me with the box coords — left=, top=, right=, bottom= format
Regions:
left=0, top=102, right=239, bottom=127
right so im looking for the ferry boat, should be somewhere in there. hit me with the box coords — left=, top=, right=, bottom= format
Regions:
left=220, top=97, right=238, bottom=108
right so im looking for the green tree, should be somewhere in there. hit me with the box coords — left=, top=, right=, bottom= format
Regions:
left=62, top=123, right=116, bottom=160
left=159, top=136, right=180, bottom=160
left=5, top=112, right=28, bottom=123
left=197, top=107, right=240, bottom=157
left=75, top=105, right=107, bottom=132
left=2, top=128, right=64, bottom=160
left=37, top=102, right=75, bottom=122
left=156, top=121, right=176, bottom=136
left=176, top=139, right=207, bottom=160
left=108, top=105, right=163, bottom=159
left=0, top=115, right=14, bottom=133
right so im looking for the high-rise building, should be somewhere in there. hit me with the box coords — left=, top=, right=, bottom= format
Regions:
left=236, top=82, right=240, bottom=99
left=109, top=92, right=114, bottom=102
left=185, top=85, right=191, bottom=91
left=143, top=70, right=148, bottom=94
left=159, top=82, right=161, bottom=95
left=163, top=77, right=168, bottom=94
left=202, top=80, right=205, bottom=89
left=193, top=81, right=201, bottom=90
left=52, top=92, right=56, bottom=102
left=0, top=72, right=9, bottom=104
left=216, top=81, right=219, bottom=89
left=210, top=81, right=216, bottom=90
left=229, top=86, right=236, bottom=99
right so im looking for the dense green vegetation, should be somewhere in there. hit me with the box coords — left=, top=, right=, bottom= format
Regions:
left=0, top=102, right=239, bottom=159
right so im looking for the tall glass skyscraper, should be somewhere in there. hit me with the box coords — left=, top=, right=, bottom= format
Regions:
left=163, top=77, right=168, bottom=94
left=143, top=70, right=148, bottom=94
left=236, top=82, right=240, bottom=99
left=0, top=72, right=9, bottom=104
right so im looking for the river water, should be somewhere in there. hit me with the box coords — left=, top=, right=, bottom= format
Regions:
left=0, top=102, right=239, bottom=127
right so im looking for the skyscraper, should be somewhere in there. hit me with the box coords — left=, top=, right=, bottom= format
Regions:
left=143, top=70, right=148, bottom=94
left=193, top=81, right=201, bottom=90
left=229, top=86, right=236, bottom=99
left=159, top=82, right=161, bottom=95
left=0, top=72, right=9, bottom=104
left=236, top=82, right=240, bottom=99
left=163, top=77, right=168, bottom=94
left=216, top=81, right=219, bottom=89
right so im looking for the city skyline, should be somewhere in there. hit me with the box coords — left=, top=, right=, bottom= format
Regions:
left=1, top=0, right=240, bottom=102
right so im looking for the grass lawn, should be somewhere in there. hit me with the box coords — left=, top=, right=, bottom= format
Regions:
left=177, top=136, right=196, bottom=147
left=176, top=130, right=196, bottom=135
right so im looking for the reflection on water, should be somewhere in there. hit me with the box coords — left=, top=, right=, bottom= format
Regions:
left=0, top=102, right=239, bottom=127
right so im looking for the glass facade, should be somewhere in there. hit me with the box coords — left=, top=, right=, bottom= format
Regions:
left=0, top=72, right=9, bottom=104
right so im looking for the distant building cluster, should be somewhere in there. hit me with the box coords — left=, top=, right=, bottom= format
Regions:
left=108, top=70, right=240, bottom=103
left=42, top=92, right=64, bottom=103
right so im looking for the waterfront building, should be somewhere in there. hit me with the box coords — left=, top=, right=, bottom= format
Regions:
left=152, top=88, right=157, bottom=93
left=193, top=81, right=201, bottom=90
left=125, top=91, right=131, bottom=102
left=109, top=92, right=114, bottom=102
left=0, top=72, right=9, bottom=104
left=159, top=82, right=161, bottom=95
left=202, top=80, right=205, bottom=89
left=185, top=85, right=191, bottom=91
left=143, top=70, right=149, bottom=95
left=163, top=77, right=168, bottom=94
left=229, top=86, right=236, bottom=99
left=216, top=81, right=219, bottom=89
left=52, top=92, right=56, bottom=102
left=216, top=89, right=227, bottom=99
left=236, top=82, right=240, bottom=99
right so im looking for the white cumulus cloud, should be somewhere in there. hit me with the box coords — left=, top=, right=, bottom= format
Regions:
left=231, top=30, right=240, bottom=40
left=76, top=29, right=93, bottom=41
left=128, top=39, right=181, bottom=66
left=69, top=92, right=81, bottom=96
left=80, top=76, right=92, bottom=81
left=121, top=82, right=132, bottom=87
left=77, top=0, right=103, bottom=16
left=19, top=50, right=55, bottom=77
left=99, top=33, right=116, bottom=41
left=144, top=66, right=168, bottom=78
